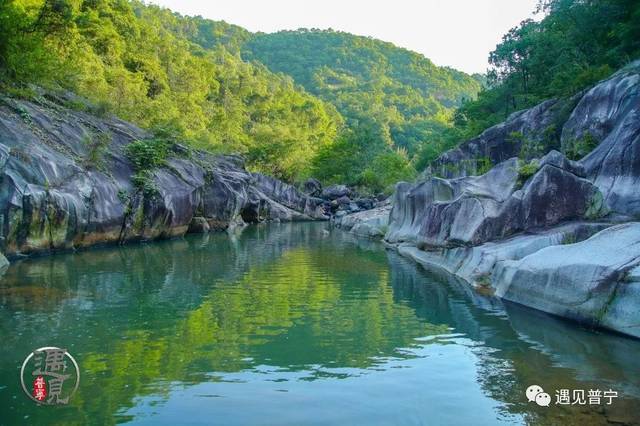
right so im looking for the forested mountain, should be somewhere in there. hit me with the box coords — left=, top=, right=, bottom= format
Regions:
left=0, top=1, right=483, bottom=192
left=242, top=30, right=482, bottom=188
left=0, top=0, right=340, bottom=181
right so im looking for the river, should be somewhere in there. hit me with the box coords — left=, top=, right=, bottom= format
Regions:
left=0, top=223, right=638, bottom=425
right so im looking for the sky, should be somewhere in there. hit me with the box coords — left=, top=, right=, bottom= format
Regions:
left=148, top=0, right=540, bottom=75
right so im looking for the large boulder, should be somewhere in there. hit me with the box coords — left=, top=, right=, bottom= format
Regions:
left=493, top=223, right=640, bottom=338
left=396, top=221, right=610, bottom=287
left=382, top=61, right=640, bottom=339
left=301, top=178, right=322, bottom=197
left=432, top=98, right=568, bottom=178
left=250, top=173, right=328, bottom=221
left=387, top=151, right=605, bottom=248
left=320, top=184, right=351, bottom=200
left=333, top=203, right=391, bottom=238
left=0, top=92, right=326, bottom=258
left=571, top=62, right=640, bottom=216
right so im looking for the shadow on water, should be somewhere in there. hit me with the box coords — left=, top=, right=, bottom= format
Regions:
left=0, top=222, right=638, bottom=425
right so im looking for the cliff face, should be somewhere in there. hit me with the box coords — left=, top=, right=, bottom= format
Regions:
left=382, top=61, right=640, bottom=338
left=0, top=91, right=327, bottom=260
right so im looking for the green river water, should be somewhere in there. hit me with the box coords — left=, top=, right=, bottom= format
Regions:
left=0, top=223, right=639, bottom=425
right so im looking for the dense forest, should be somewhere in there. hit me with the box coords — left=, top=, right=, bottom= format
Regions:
left=0, top=0, right=480, bottom=193
left=0, top=0, right=340, bottom=182
left=1, top=0, right=638, bottom=191
left=453, top=0, right=640, bottom=143
left=242, top=30, right=482, bottom=189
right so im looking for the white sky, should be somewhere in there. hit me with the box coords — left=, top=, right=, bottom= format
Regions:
left=148, top=0, right=540, bottom=74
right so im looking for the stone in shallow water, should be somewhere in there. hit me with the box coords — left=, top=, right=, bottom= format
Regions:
left=320, top=184, right=351, bottom=200
left=333, top=204, right=391, bottom=238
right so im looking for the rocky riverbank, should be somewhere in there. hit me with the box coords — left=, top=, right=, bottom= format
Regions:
left=335, top=61, right=640, bottom=338
left=0, top=90, right=330, bottom=266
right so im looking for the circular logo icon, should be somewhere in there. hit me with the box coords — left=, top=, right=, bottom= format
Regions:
left=20, top=347, right=80, bottom=405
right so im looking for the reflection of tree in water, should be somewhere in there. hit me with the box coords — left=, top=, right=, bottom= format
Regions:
left=0, top=224, right=447, bottom=425
left=1, top=224, right=639, bottom=425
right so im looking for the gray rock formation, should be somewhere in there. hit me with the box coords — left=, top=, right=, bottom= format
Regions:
left=333, top=203, right=391, bottom=238
left=301, top=178, right=322, bottom=197
left=0, top=92, right=326, bottom=259
left=382, top=61, right=640, bottom=338
left=432, top=98, right=567, bottom=177
left=387, top=151, right=605, bottom=248
left=494, top=223, right=640, bottom=338
left=573, top=62, right=640, bottom=216
left=320, top=184, right=351, bottom=200
left=395, top=221, right=610, bottom=288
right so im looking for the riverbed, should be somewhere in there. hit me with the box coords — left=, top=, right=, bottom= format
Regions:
left=0, top=223, right=638, bottom=425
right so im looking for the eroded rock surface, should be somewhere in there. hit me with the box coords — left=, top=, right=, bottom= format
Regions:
left=387, top=152, right=605, bottom=248
left=574, top=63, right=640, bottom=216
left=432, top=98, right=566, bottom=178
left=333, top=203, right=391, bottom=238
left=0, top=92, right=326, bottom=258
left=382, top=62, right=640, bottom=338
left=494, top=223, right=640, bottom=338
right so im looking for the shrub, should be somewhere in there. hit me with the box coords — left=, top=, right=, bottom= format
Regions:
left=476, top=157, right=493, bottom=175
left=358, top=150, right=416, bottom=194
left=125, top=138, right=170, bottom=171
left=125, top=137, right=172, bottom=194
left=517, top=159, right=539, bottom=188
left=83, top=132, right=111, bottom=170
left=565, top=132, right=599, bottom=160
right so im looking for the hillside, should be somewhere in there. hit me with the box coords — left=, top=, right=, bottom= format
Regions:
left=0, top=0, right=339, bottom=182
left=0, top=1, right=481, bottom=191
left=452, top=0, right=640, bottom=142
left=242, top=30, right=482, bottom=189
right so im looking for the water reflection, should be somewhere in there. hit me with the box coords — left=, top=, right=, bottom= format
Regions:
left=0, top=223, right=638, bottom=425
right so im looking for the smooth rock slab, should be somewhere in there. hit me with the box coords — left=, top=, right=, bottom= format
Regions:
left=395, top=222, right=610, bottom=287
left=387, top=152, right=605, bottom=248
left=333, top=204, right=391, bottom=238
left=493, top=223, right=640, bottom=338
left=0, top=92, right=326, bottom=258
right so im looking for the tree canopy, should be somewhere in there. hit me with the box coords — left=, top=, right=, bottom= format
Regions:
left=452, top=0, right=640, bottom=142
left=242, top=29, right=481, bottom=192
left=0, top=0, right=340, bottom=181
left=11, top=0, right=631, bottom=191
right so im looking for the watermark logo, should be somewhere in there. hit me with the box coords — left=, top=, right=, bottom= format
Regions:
left=526, top=384, right=618, bottom=407
left=20, top=347, right=80, bottom=405
left=526, top=385, right=551, bottom=406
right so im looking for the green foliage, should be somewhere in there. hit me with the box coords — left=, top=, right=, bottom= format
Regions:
left=359, top=149, right=417, bottom=194
left=508, top=131, right=544, bottom=160
left=124, top=137, right=171, bottom=194
left=452, top=0, right=640, bottom=141
left=517, top=159, right=540, bottom=188
left=83, top=131, right=111, bottom=170
left=564, top=132, right=600, bottom=160
left=0, top=0, right=339, bottom=183
left=311, top=136, right=362, bottom=185
left=117, top=188, right=129, bottom=203
left=242, top=29, right=481, bottom=184
left=412, top=126, right=463, bottom=172
left=125, top=137, right=169, bottom=171
left=476, top=157, right=493, bottom=175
